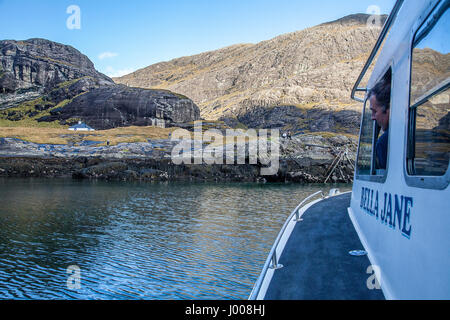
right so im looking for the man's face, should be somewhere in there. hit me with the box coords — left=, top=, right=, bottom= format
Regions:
left=369, top=95, right=389, bottom=131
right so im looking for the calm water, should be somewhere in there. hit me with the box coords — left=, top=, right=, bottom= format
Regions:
left=0, top=178, right=351, bottom=300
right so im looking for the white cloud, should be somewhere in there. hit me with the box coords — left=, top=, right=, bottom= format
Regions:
left=98, top=52, right=118, bottom=60
left=104, top=66, right=134, bottom=78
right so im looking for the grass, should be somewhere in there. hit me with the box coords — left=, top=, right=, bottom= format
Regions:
left=0, top=124, right=359, bottom=147
left=0, top=96, right=50, bottom=120
left=0, top=125, right=179, bottom=146
left=0, top=126, right=71, bottom=144
left=293, top=102, right=318, bottom=111
left=57, top=77, right=89, bottom=89
left=33, top=55, right=75, bottom=68
left=0, top=77, right=89, bottom=126
left=0, top=118, right=64, bottom=129
left=306, top=131, right=358, bottom=140
left=149, top=88, right=190, bottom=100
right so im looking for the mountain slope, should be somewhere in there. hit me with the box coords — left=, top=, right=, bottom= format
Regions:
left=0, top=38, right=200, bottom=129
left=115, top=14, right=387, bottom=132
left=0, top=38, right=113, bottom=109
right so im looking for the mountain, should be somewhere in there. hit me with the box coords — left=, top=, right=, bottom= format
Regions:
left=37, top=85, right=200, bottom=130
left=0, top=38, right=200, bottom=129
left=0, top=38, right=113, bottom=108
left=410, top=47, right=450, bottom=132
left=114, top=14, right=388, bottom=133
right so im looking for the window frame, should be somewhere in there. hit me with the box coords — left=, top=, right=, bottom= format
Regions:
left=355, top=66, right=393, bottom=183
left=405, top=0, right=450, bottom=190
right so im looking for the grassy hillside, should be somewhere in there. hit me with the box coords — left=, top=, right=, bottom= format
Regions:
left=0, top=126, right=178, bottom=146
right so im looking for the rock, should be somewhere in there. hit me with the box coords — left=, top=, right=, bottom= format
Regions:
left=0, top=38, right=112, bottom=111
left=0, top=39, right=201, bottom=127
left=233, top=104, right=361, bottom=133
left=0, top=38, right=113, bottom=94
left=74, top=162, right=128, bottom=179
left=38, top=85, right=200, bottom=129
left=0, top=131, right=357, bottom=183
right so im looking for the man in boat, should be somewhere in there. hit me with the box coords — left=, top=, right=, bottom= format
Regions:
left=368, top=75, right=391, bottom=170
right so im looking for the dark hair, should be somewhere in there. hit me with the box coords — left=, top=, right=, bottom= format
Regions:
left=368, top=70, right=391, bottom=113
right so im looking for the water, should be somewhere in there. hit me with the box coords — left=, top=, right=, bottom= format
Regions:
left=0, top=178, right=351, bottom=300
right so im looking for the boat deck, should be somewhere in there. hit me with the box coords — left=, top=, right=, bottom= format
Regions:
left=264, top=192, right=385, bottom=300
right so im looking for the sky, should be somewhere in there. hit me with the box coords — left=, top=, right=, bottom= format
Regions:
left=0, top=0, right=396, bottom=78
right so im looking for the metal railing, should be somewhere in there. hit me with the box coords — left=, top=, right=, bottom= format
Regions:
left=248, top=190, right=325, bottom=300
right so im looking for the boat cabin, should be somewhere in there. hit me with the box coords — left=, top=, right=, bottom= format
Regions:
left=349, top=0, right=449, bottom=299
left=250, top=0, right=449, bottom=300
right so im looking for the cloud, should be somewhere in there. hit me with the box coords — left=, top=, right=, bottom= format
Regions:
left=98, top=52, right=118, bottom=60
left=104, top=66, right=134, bottom=78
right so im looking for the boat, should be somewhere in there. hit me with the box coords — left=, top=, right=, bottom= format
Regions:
left=249, top=0, right=449, bottom=300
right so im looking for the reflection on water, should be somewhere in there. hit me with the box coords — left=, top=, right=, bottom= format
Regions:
left=0, top=178, right=351, bottom=300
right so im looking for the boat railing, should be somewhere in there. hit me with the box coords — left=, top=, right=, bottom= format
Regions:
left=248, top=190, right=326, bottom=300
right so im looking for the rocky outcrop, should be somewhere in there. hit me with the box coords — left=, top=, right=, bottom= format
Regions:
left=0, top=38, right=201, bottom=127
left=235, top=105, right=360, bottom=133
left=115, top=14, right=388, bottom=134
left=37, top=85, right=200, bottom=129
left=0, top=133, right=356, bottom=183
left=0, top=38, right=113, bottom=111
left=0, top=38, right=113, bottom=96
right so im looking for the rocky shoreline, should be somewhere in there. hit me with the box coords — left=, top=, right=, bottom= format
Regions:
left=0, top=134, right=357, bottom=183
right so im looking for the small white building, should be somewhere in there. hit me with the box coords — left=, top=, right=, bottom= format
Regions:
left=69, top=121, right=95, bottom=131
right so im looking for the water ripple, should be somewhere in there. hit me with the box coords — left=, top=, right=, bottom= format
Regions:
left=0, top=178, right=351, bottom=299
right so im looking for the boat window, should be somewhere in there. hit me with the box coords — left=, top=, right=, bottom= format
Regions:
left=356, top=68, right=392, bottom=181
left=407, top=1, right=450, bottom=180
left=356, top=100, right=374, bottom=175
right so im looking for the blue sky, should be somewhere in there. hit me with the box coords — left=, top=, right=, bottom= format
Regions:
left=0, top=0, right=396, bottom=77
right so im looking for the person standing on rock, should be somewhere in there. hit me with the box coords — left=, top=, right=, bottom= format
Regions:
left=368, top=75, right=391, bottom=170
left=287, top=130, right=292, bottom=140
